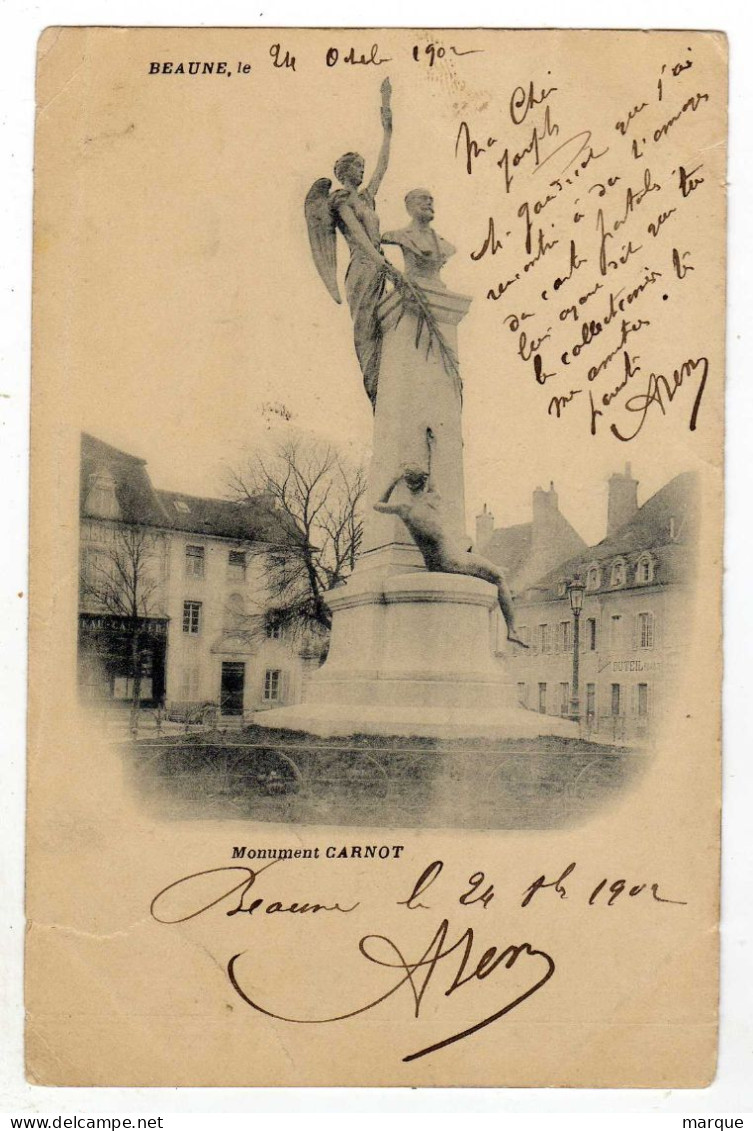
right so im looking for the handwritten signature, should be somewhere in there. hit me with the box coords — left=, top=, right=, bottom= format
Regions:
left=609, top=354, right=709, bottom=441
left=228, top=917, right=555, bottom=1063
left=149, top=861, right=554, bottom=1060
left=150, top=858, right=687, bottom=1062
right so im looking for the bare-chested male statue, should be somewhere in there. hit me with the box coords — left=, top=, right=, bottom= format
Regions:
left=374, top=429, right=529, bottom=648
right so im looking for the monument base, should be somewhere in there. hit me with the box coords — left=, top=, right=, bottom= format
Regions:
left=252, top=571, right=578, bottom=740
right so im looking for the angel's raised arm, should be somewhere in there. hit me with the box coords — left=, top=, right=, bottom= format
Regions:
left=366, top=78, right=392, bottom=200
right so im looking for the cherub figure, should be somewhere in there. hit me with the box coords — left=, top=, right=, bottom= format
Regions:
left=374, top=429, right=529, bottom=648
left=305, top=78, right=400, bottom=409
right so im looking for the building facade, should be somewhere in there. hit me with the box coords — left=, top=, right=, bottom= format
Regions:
left=506, top=467, right=697, bottom=743
left=78, top=434, right=315, bottom=718
left=476, top=481, right=587, bottom=595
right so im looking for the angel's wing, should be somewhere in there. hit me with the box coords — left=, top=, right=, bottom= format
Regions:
left=305, top=178, right=341, bottom=304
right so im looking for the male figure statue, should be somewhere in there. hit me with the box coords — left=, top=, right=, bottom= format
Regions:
left=382, top=188, right=455, bottom=286
left=374, top=429, right=529, bottom=648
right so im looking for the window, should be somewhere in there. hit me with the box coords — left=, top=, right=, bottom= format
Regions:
left=637, top=611, right=655, bottom=649
left=587, top=617, right=597, bottom=651
left=182, top=600, right=202, bottom=634
left=586, top=683, right=596, bottom=721
left=538, top=682, right=547, bottom=714
left=266, top=622, right=283, bottom=640
left=174, top=499, right=191, bottom=514
left=185, top=545, right=205, bottom=579
left=264, top=668, right=281, bottom=702
left=559, top=621, right=572, bottom=653
left=610, top=559, right=626, bottom=587
left=636, top=555, right=654, bottom=584
left=518, top=625, right=530, bottom=646
left=610, top=614, right=622, bottom=650
left=538, top=624, right=552, bottom=654
left=611, top=683, right=621, bottom=716
left=586, top=565, right=601, bottom=591
left=559, top=682, right=570, bottom=715
left=228, top=549, right=246, bottom=579
left=517, top=682, right=527, bottom=707
left=637, top=682, right=649, bottom=717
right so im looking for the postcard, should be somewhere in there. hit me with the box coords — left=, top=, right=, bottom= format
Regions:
left=26, top=26, right=726, bottom=1086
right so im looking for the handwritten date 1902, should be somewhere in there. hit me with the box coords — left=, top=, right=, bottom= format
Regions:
left=412, top=43, right=483, bottom=67
left=522, top=861, right=688, bottom=908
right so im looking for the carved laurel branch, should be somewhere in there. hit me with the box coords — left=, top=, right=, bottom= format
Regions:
left=392, top=277, right=462, bottom=401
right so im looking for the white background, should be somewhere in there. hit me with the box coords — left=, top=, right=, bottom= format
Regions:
left=1, top=0, right=751, bottom=1123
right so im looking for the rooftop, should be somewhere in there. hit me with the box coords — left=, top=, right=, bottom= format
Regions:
left=518, top=471, right=698, bottom=602
left=80, top=433, right=302, bottom=546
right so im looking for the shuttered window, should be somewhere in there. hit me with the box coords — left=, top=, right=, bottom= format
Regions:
left=185, top=545, right=205, bottom=579
left=611, top=683, right=621, bottom=716
left=637, top=611, right=655, bottom=649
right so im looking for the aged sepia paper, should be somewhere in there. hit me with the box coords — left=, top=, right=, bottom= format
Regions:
left=27, top=27, right=726, bottom=1087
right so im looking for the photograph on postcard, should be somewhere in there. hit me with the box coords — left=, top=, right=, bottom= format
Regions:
left=27, top=27, right=726, bottom=1085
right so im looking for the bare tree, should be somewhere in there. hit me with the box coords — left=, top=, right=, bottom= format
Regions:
left=227, top=436, right=367, bottom=638
left=80, top=525, right=164, bottom=731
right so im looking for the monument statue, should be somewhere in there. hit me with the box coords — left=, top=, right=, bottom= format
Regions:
left=256, top=78, right=574, bottom=739
left=374, top=428, right=529, bottom=648
left=304, top=85, right=459, bottom=408
left=382, top=189, right=456, bottom=286
left=304, top=78, right=399, bottom=409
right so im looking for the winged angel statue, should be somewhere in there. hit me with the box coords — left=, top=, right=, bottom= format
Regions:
left=305, top=79, right=459, bottom=410
left=304, top=79, right=399, bottom=409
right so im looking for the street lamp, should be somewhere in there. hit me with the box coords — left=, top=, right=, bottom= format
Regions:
left=567, top=576, right=586, bottom=724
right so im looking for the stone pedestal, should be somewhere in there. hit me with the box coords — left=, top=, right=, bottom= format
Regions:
left=360, top=281, right=471, bottom=579
left=256, top=571, right=575, bottom=738
left=253, top=282, right=577, bottom=741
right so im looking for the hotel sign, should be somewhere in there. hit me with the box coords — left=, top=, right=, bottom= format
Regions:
left=612, top=658, right=662, bottom=673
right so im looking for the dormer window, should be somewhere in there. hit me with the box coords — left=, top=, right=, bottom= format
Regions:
left=174, top=499, right=190, bottom=514
left=586, top=564, right=601, bottom=591
left=610, top=559, right=626, bottom=588
left=84, top=467, right=121, bottom=519
left=635, top=554, right=654, bottom=585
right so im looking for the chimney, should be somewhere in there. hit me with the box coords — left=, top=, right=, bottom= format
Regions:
left=475, top=503, right=494, bottom=551
left=533, top=481, right=558, bottom=523
left=531, top=482, right=559, bottom=556
left=607, top=463, right=639, bottom=536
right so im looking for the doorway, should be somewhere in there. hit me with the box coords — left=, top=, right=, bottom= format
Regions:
left=220, top=661, right=245, bottom=715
